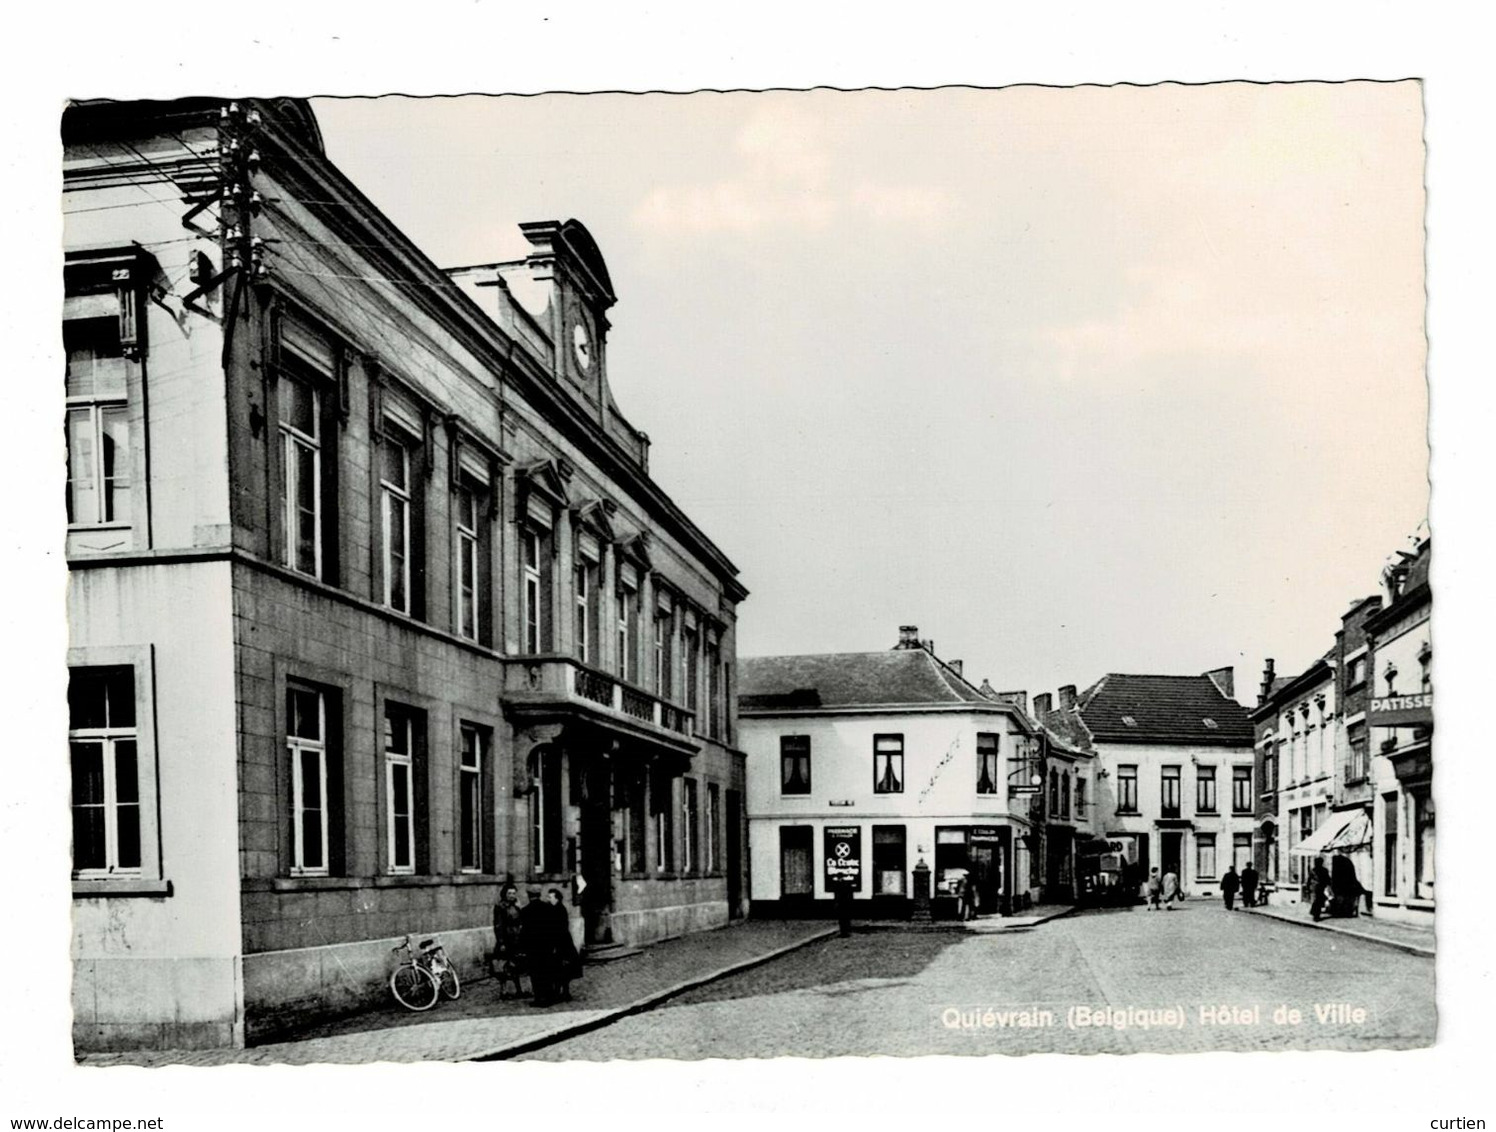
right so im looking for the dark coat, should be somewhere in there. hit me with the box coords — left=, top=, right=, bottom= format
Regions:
left=1220, top=869, right=1240, bottom=894
left=1240, top=866, right=1259, bottom=891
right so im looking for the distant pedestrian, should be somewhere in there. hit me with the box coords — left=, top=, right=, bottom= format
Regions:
left=1330, top=854, right=1368, bottom=919
left=1161, top=868, right=1181, bottom=910
left=1220, top=865, right=1239, bottom=911
left=1240, top=863, right=1259, bottom=908
left=1145, top=867, right=1163, bottom=911
left=1308, top=858, right=1331, bottom=921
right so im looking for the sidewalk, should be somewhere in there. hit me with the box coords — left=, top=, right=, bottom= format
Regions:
left=1245, top=902, right=1434, bottom=957
left=964, top=904, right=1077, bottom=933
left=78, top=920, right=837, bottom=1067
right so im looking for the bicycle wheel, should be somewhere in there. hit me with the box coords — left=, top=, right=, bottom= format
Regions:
left=439, top=962, right=461, bottom=1001
left=390, top=963, right=439, bottom=1011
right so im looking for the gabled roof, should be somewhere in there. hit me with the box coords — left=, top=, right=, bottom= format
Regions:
left=1070, top=673, right=1254, bottom=746
left=739, top=649, right=996, bottom=712
left=1038, top=704, right=1096, bottom=754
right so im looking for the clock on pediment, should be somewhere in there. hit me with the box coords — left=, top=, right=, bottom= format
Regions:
left=571, top=316, right=594, bottom=376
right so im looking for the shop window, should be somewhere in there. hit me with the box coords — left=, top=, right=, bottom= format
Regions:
left=1382, top=793, right=1399, bottom=897
left=780, top=826, right=813, bottom=897
left=873, top=734, right=904, bottom=794
left=1413, top=789, right=1434, bottom=900
left=873, top=825, right=907, bottom=896
left=781, top=735, right=811, bottom=795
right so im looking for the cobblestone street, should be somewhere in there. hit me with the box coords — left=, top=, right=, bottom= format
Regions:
left=521, top=902, right=1434, bottom=1059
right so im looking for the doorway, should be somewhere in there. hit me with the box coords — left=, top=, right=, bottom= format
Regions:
left=1161, top=831, right=1183, bottom=880
left=726, top=790, right=743, bottom=917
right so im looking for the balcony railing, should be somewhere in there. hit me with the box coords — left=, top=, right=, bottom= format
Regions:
left=502, top=655, right=698, bottom=742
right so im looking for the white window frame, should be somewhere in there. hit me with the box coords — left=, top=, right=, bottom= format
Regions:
left=459, top=723, right=484, bottom=874
left=64, top=311, right=135, bottom=530
left=1196, top=833, right=1217, bottom=880
left=523, top=528, right=542, bottom=653
left=385, top=709, right=416, bottom=875
left=455, top=485, right=479, bottom=641
left=617, top=589, right=632, bottom=680
left=380, top=435, right=412, bottom=614
left=682, top=778, right=697, bottom=874
left=976, top=732, right=1000, bottom=795
left=65, top=400, right=131, bottom=527
left=69, top=667, right=141, bottom=877
left=288, top=687, right=329, bottom=877
left=575, top=559, right=592, bottom=663
left=279, top=374, right=323, bottom=578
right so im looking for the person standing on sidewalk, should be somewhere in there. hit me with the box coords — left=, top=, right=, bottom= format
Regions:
left=1145, top=867, right=1163, bottom=910
left=1241, top=862, right=1259, bottom=908
left=1220, top=865, right=1240, bottom=911
left=1309, top=858, right=1332, bottom=921
left=520, top=887, right=557, bottom=1006
left=491, top=883, right=526, bottom=997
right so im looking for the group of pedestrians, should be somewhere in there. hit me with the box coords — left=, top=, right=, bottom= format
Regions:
left=490, top=883, right=583, bottom=1007
left=1218, top=862, right=1260, bottom=910
left=1306, top=854, right=1372, bottom=920
left=1144, top=863, right=1262, bottom=911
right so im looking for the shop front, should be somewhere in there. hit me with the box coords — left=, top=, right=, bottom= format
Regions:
left=933, top=824, right=1016, bottom=917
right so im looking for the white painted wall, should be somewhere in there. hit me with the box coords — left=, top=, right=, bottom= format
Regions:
left=742, top=707, right=1033, bottom=900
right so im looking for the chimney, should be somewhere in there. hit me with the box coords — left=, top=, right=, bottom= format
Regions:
left=996, top=690, right=1029, bottom=715
left=978, top=678, right=999, bottom=700
left=1033, top=692, right=1053, bottom=717
left=1257, top=659, right=1275, bottom=706
left=1058, top=684, right=1077, bottom=710
left=1205, top=666, right=1235, bottom=699
left=896, top=625, right=919, bottom=650
left=949, top=659, right=963, bottom=677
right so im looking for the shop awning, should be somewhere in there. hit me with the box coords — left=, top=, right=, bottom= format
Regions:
left=1324, top=811, right=1372, bottom=852
left=1291, top=810, right=1361, bottom=856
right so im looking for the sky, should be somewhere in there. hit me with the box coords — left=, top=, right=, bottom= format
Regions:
left=309, top=83, right=1428, bottom=702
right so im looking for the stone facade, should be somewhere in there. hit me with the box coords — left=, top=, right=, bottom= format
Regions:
left=64, top=98, right=748, bottom=1051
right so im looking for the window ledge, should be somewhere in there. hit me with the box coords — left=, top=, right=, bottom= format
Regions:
left=73, top=878, right=172, bottom=898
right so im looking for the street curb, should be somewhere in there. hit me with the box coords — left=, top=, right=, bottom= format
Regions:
left=1244, top=907, right=1434, bottom=958
left=469, top=926, right=843, bottom=1061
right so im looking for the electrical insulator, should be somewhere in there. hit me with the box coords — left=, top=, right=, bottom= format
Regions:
left=247, top=190, right=263, bottom=216
left=245, top=148, right=261, bottom=173
left=246, top=109, right=262, bottom=127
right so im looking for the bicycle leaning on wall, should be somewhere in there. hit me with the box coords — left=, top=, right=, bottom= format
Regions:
left=390, top=934, right=462, bottom=1012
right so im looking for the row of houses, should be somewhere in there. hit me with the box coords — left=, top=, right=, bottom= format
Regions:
left=1249, top=533, right=1433, bottom=926
left=739, top=628, right=1260, bottom=914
